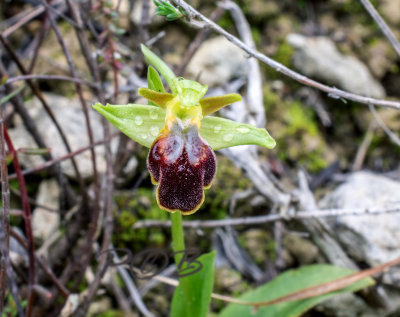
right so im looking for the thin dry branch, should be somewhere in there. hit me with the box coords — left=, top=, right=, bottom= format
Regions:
left=3, top=127, right=36, bottom=316
left=0, top=34, right=86, bottom=188
left=0, top=0, right=64, bottom=38
left=0, top=92, right=23, bottom=316
left=6, top=74, right=99, bottom=88
left=133, top=204, right=400, bottom=229
left=143, top=254, right=400, bottom=308
left=359, top=0, right=400, bottom=58
left=172, top=0, right=400, bottom=110
left=8, top=132, right=119, bottom=180
left=369, top=105, right=400, bottom=147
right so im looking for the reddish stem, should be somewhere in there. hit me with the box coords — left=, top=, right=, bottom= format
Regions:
left=3, top=126, right=35, bottom=316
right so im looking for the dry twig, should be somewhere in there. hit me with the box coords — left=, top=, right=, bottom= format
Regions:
left=359, top=0, right=400, bottom=58
left=133, top=203, right=400, bottom=229
left=172, top=0, right=400, bottom=110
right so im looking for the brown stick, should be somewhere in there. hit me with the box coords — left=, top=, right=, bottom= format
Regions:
left=3, top=127, right=36, bottom=317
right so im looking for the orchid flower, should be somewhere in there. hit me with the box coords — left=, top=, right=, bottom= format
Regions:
left=93, top=45, right=275, bottom=215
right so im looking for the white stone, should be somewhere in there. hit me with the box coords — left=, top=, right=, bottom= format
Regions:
left=32, top=179, right=60, bottom=241
left=8, top=93, right=118, bottom=179
left=319, top=172, right=400, bottom=274
left=287, top=34, right=385, bottom=98
left=186, top=36, right=248, bottom=86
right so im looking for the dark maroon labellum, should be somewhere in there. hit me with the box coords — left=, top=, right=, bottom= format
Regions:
left=147, top=123, right=216, bottom=215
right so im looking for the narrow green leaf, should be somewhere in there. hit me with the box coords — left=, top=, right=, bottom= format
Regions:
left=200, top=93, right=242, bottom=116
left=138, top=88, right=174, bottom=109
left=1, top=85, right=25, bottom=104
left=141, top=44, right=177, bottom=94
left=93, top=103, right=165, bottom=147
left=200, top=116, right=276, bottom=150
left=18, top=147, right=51, bottom=155
left=219, top=264, right=375, bottom=317
left=147, top=66, right=165, bottom=93
left=171, top=251, right=216, bottom=317
left=1, top=75, right=8, bottom=85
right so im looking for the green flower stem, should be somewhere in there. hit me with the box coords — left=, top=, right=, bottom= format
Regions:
left=171, top=211, right=185, bottom=267
left=170, top=212, right=192, bottom=308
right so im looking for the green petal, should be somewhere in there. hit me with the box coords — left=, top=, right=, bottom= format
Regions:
left=147, top=66, right=165, bottom=93
left=141, top=44, right=177, bottom=94
left=174, top=78, right=208, bottom=107
left=200, top=116, right=276, bottom=150
left=200, top=93, right=242, bottom=116
left=93, top=103, right=165, bottom=148
left=138, top=88, right=174, bottom=109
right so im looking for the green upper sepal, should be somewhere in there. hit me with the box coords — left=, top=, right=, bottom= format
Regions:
left=93, top=103, right=276, bottom=150
left=141, top=44, right=177, bottom=94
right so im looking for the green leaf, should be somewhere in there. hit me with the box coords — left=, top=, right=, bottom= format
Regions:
left=93, top=103, right=165, bottom=147
left=1, top=75, right=8, bottom=85
left=18, top=147, right=51, bottom=155
left=141, top=44, right=177, bottom=94
left=171, top=251, right=216, bottom=317
left=154, top=0, right=184, bottom=21
left=201, top=116, right=276, bottom=150
left=147, top=66, right=165, bottom=93
left=219, top=264, right=375, bottom=317
left=1, top=85, right=25, bottom=104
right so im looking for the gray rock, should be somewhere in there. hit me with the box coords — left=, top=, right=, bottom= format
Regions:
left=283, top=233, right=319, bottom=265
left=10, top=227, right=29, bottom=265
left=8, top=93, right=118, bottom=179
left=287, top=34, right=385, bottom=98
left=130, top=0, right=160, bottom=26
left=314, top=293, right=377, bottom=317
left=32, top=179, right=60, bottom=241
left=185, top=36, right=248, bottom=86
left=381, top=0, right=400, bottom=25
left=319, top=172, right=400, bottom=279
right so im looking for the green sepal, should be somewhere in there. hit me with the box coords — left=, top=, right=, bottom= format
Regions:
left=93, top=103, right=276, bottom=150
left=200, top=93, right=242, bottom=116
left=138, top=88, right=174, bottom=109
left=141, top=44, right=177, bottom=94
left=147, top=66, right=165, bottom=93
left=93, top=103, right=165, bottom=148
left=200, top=116, right=276, bottom=150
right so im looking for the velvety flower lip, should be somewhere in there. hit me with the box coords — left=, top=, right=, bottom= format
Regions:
left=148, top=122, right=216, bottom=215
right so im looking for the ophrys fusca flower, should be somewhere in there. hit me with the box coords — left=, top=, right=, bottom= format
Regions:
left=93, top=45, right=275, bottom=214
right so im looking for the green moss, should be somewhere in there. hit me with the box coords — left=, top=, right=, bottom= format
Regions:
left=267, top=91, right=329, bottom=172
left=275, top=41, right=293, bottom=67
left=265, top=41, right=294, bottom=80
left=263, top=85, right=280, bottom=110
left=284, top=101, right=318, bottom=136
left=118, top=210, right=136, bottom=228
left=251, top=27, right=261, bottom=46
left=113, top=187, right=168, bottom=249
left=217, top=12, right=234, bottom=31
left=390, top=64, right=399, bottom=74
